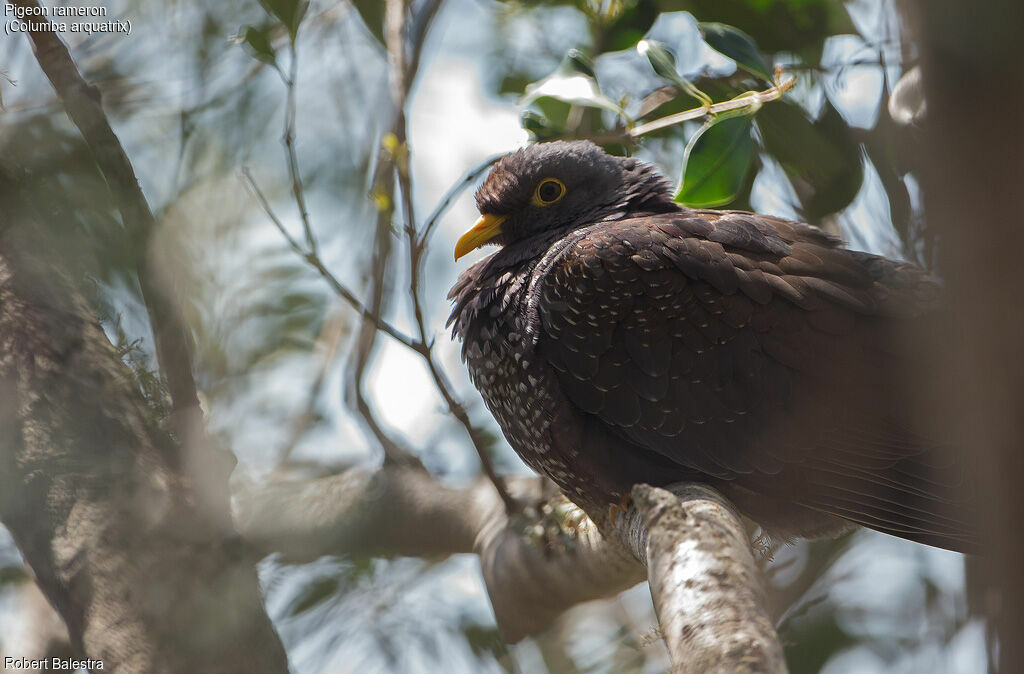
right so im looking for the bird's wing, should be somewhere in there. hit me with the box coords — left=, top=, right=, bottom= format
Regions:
left=535, top=210, right=975, bottom=550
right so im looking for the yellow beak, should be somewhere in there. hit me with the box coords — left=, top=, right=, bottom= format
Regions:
left=454, top=213, right=508, bottom=261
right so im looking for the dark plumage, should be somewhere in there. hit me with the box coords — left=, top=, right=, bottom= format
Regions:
left=448, top=140, right=975, bottom=552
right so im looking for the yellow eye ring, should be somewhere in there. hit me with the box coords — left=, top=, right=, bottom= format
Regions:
left=531, top=177, right=567, bottom=206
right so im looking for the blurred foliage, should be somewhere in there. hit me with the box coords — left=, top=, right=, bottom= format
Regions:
left=784, top=608, right=859, bottom=674
left=700, top=22, right=773, bottom=82
left=259, top=0, right=309, bottom=42
left=1, top=116, right=131, bottom=288
left=757, top=98, right=862, bottom=219
left=479, top=0, right=922, bottom=257
left=489, top=2, right=870, bottom=229
left=349, top=0, right=388, bottom=45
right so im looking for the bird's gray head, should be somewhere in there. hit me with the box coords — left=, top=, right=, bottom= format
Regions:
left=454, top=140, right=673, bottom=260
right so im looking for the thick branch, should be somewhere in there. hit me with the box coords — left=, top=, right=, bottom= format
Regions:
left=235, top=467, right=645, bottom=640
left=8, top=0, right=199, bottom=421
left=237, top=466, right=484, bottom=561
left=236, top=470, right=786, bottom=667
left=0, top=223, right=288, bottom=672
left=617, top=484, right=787, bottom=674
left=8, top=0, right=233, bottom=529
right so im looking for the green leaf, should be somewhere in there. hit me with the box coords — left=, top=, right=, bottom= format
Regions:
left=519, top=110, right=566, bottom=141
left=699, top=22, right=773, bottom=84
left=637, top=39, right=682, bottom=85
left=637, top=39, right=711, bottom=107
left=258, top=0, right=308, bottom=42
left=520, top=49, right=624, bottom=117
left=676, top=115, right=756, bottom=207
left=240, top=26, right=277, bottom=66
left=600, top=0, right=659, bottom=52
left=679, top=0, right=853, bottom=56
left=757, top=101, right=863, bottom=220
left=350, top=0, right=386, bottom=45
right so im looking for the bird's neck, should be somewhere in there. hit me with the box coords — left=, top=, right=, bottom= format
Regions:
left=613, top=157, right=679, bottom=216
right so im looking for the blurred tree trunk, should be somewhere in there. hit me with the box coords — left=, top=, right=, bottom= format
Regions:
left=0, top=191, right=289, bottom=673
left=911, top=2, right=1024, bottom=671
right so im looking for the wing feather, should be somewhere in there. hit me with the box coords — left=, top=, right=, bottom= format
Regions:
left=536, top=209, right=975, bottom=550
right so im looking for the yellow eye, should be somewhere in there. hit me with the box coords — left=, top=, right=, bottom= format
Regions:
left=532, top=177, right=567, bottom=206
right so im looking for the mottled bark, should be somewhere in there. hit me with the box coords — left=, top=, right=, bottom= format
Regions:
left=616, top=484, right=786, bottom=674
left=0, top=224, right=288, bottom=673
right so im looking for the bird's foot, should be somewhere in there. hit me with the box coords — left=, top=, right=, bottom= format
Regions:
left=751, top=530, right=780, bottom=564
left=607, top=492, right=634, bottom=525
left=513, top=495, right=589, bottom=558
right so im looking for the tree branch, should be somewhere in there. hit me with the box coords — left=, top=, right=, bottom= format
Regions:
left=616, top=484, right=787, bottom=674
left=0, top=218, right=289, bottom=672
left=7, top=0, right=233, bottom=528
left=417, top=153, right=502, bottom=250
left=236, top=467, right=645, bottom=641
left=237, top=466, right=484, bottom=561
left=236, top=471, right=786, bottom=669
left=399, top=147, right=518, bottom=509
left=339, top=0, right=440, bottom=465
left=280, top=35, right=316, bottom=254
left=241, top=167, right=420, bottom=352
left=386, top=0, right=518, bottom=512
left=629, top=72, right=797, bottom=138
left=8, top=0, right=196, bottom=418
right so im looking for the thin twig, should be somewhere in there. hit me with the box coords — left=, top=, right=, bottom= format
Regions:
left=246, top=165, right=418, bottom=463
left=280, top=30, right=316, bottom=254
left=339, top=0, right=443, bottom=465
left=630, top=74, right=797, bottom=138
left=347, top=149, right=407, bottom=460
left=416, top=153, right=502, bottom=250
left=250, top=0, right=515, bottom=503
left=402, top=177, right=518, bottom=510
left=334, top=0, right=433, bottom=467
left=241, top=167, right=420, bottom=352
left=387, top=0, right=519, bottom=512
